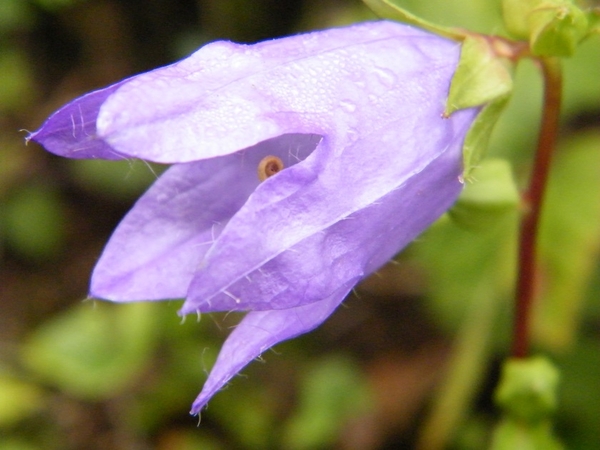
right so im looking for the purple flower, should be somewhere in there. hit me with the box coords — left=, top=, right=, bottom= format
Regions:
left=30, top=20, right=477, bottom=414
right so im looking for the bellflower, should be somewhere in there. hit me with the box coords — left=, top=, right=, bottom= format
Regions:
left=30, top=21, right=478, bottom=414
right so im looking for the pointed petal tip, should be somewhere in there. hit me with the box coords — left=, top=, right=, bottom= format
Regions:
left=178, top=300, right=204, bottom=317
left=23, top=128, right=36, bottom=144
left=190, top=397, right=208, bottom=416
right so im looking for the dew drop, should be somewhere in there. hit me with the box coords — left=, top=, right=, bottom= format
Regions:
left=373, top=67, right=397, bottom=88
left=339, top=100, right=357, bottom=113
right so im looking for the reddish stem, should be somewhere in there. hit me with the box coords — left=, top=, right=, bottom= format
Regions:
left=512, top=57, right=562, bottom=358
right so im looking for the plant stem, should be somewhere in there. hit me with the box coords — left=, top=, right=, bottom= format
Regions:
left=512, top=57, right=562, bottom=358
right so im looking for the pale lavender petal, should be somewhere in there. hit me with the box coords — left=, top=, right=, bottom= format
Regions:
left=190, top=277, right=358, bottom=414
left=28, top=81, right=128, bottom=160
left=181, top=108, right=477, bottom=314
left=95, top=21, right=459, bottom=163
left=29, top=20, right=481, bottom=415
left=183, top=122, right=471, bottom=313
left=90, top=134, right=320, bottom=301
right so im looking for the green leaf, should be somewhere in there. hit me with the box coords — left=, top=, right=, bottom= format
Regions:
left=22, top=302, right=159, bottom=400
left=450, top=158, right=519, bottom=231
left=446, top=35, right=513, bottom=173
left=282, top=357, right=372, bottom=450
left=361, top=0, right=466, bottom=40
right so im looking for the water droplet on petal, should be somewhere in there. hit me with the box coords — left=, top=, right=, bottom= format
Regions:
left=373, top=67, right=397, bottom=88
left=339, top=100, right=357, bottom=113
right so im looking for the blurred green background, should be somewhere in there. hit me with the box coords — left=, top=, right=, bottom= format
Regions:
left=1, top=0, right=598, bottom=449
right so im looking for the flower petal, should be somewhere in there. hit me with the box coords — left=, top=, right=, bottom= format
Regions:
left=91, top=134, right=320, bottom=301
left=190, top=277, right=358, bottom=414
left=94, top=21, right=462, bottom=163
left=181, top=105, right=477, bottom=313
left=28, top=81, right=128, bottom=160
left=183, top=128, right=470, bottom=313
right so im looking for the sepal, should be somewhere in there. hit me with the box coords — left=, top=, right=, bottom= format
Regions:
left=460, top=96, right=510, bottom=177
left=444, top=35, right=514, bottom=175
left=502, top=0, right=588, bottom=57
left=528, top=0, right=588, bottom=57
left=445, top=35, right=513, bottom=116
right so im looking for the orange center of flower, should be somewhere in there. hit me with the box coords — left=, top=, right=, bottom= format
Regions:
left=257, top=155, right=284, bottom=182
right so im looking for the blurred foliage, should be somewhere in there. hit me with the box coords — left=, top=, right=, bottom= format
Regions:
left=22, top=302, right=159, bottom=400
left=3, top=184, right=66, bottom=261
left=281, top=357, right=373, bottom=449
left=0, top=0, right=598, bottom=449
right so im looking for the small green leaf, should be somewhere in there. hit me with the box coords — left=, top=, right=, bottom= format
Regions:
left=494, top=356, right=560, bottom=422
left=22, top=302, right=158, bottom=400
left=361, top=0, right=466, bottom=40
left=446, top=35, right=514, bottom=115
left=282, top=357, right=372, bottom=450
left=529, top=1, right=588, bottom=57
left=449, top=158, right=519, bottom=231
left=447, top=35, right=514, bottom=175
